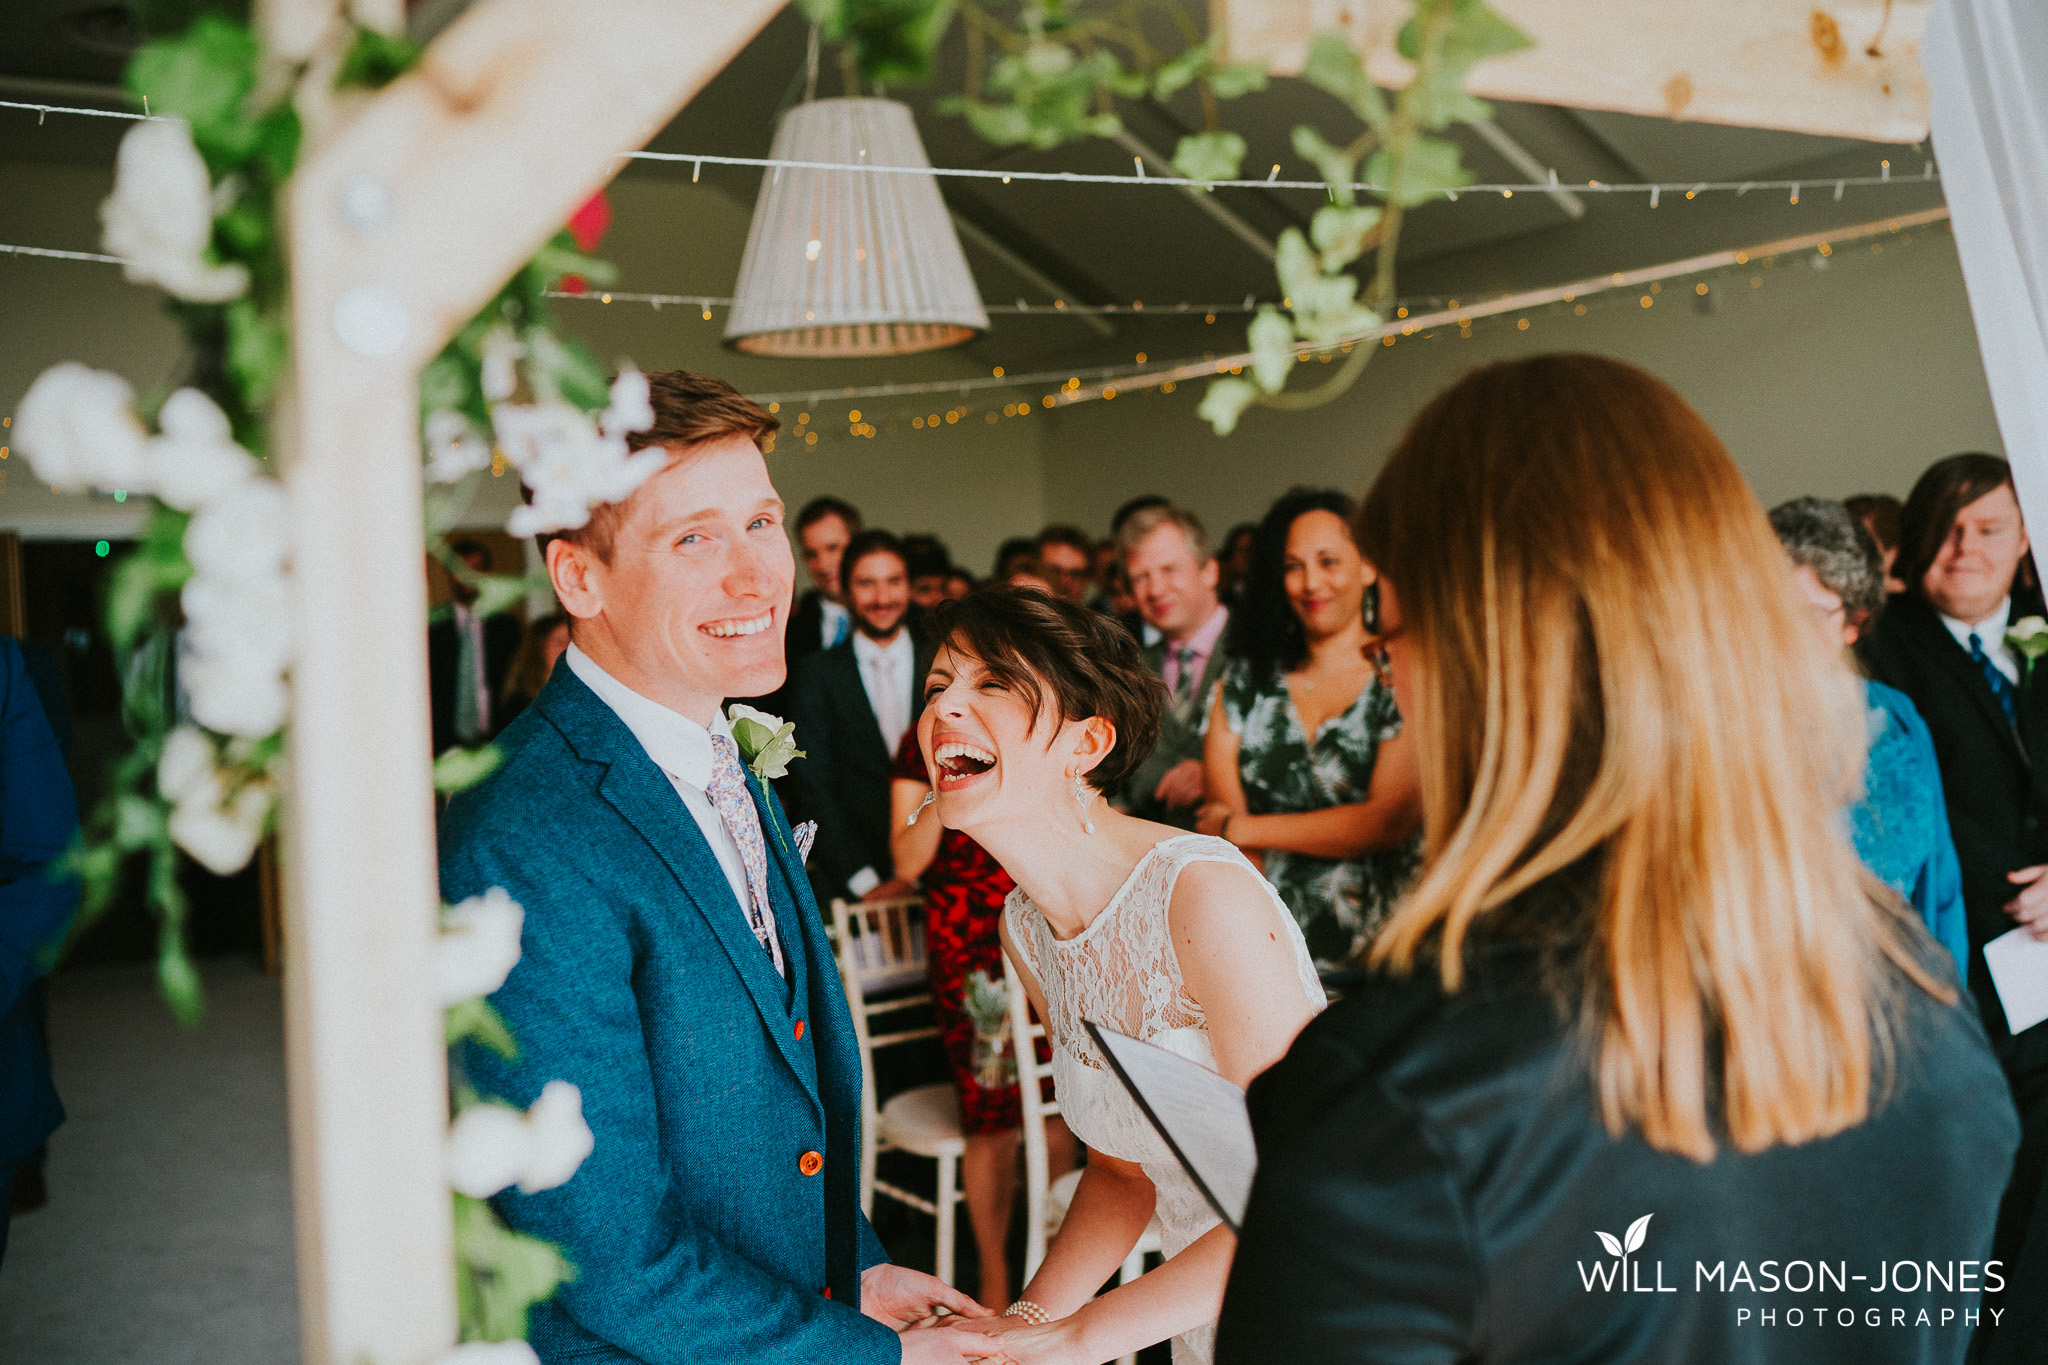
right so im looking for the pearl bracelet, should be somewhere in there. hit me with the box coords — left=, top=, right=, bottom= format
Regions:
left=1003, top=1299, right=1051, bottom=1326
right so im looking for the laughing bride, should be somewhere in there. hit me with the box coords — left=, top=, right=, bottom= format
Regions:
left=913, top=586, right=1325, bottom=1365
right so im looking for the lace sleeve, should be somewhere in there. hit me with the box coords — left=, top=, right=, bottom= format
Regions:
left=1001, top=886, right=1040, bottom=984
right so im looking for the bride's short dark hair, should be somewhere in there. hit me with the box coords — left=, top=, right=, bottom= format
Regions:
left=925, top=585, right=1162, bottom=794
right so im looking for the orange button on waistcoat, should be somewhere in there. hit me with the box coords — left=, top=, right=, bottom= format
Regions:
left=794, top=1019, right=806, bottom=1040
left=799, top=1150, right=824, bottom=1177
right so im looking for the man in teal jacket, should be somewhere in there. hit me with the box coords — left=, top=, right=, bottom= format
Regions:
left=441, top=370, right=996, bottom=1363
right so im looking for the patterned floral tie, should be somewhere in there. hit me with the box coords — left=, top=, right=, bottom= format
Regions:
left=705, top=735, right=785, bottom=977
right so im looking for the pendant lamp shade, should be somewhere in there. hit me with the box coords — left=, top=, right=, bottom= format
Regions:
left=725, top=98, right=988, bottom=357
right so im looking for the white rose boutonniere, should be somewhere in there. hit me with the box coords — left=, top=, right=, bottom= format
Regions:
left=726, top=703, right=805, bottom=781
left=2009, top=616, right=2048, bottom=681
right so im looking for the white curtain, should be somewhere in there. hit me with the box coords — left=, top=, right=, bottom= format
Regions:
left=1925, top=0, right=2048, bottom=531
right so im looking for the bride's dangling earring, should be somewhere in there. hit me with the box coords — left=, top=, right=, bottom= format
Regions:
left=1071, top=771, right=1097, bottom=835
left=907, top=790, right=937, bottom=827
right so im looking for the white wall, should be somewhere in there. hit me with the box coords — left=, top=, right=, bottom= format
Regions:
left=1036, top=219, right=2001, bottom=539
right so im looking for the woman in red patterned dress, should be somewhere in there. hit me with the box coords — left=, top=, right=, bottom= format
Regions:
left=890, top=726, right=1075, bottom=1308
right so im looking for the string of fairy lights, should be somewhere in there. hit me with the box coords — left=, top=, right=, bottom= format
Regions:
left=2, top=94, right=1955, bottom=458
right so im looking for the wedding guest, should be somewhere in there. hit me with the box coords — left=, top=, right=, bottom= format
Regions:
left=427, top=537, right=521, bottom=752
left=1216, top=524, right=1257, bottom=604
left=1769, top=497, right=1968, bottom=979
left=1846, top=491, right=1906, bottom=593
left=888, top=725, right=1077, bottom=1310
left=993, top=537, right=1039, bottom=582
left=942, top=568, right=976, bottom=602
left=1117, top=505, right=1229, bottom=828
left=1034, top=524, right=1096, bottom=605
left=1108, top=494, right=1170, bottom=535
left=793, top=530, right=924, bottom=904
left=0, top=638, right=79, bottom=1270
left=903, top=535, right=953, bottom=611
left=497, top=610, right=571, bottom=732
left=791, top=496, right=862, bottom=665
left=443, top=369, right=993, bottom=1363
left=1860, top=452, right=2048, bottom=1360
left=1196, top=488, right=1421, bottom=972
left=922, top=587, right=1324, bottom=1364
left=1219, top=355, right=2019, bottom=1365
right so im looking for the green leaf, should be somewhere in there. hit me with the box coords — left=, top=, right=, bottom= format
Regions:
left=113, top=793, right=168, bottom=849
left=470, top=572, right=546, bottom=620
left=953, top=100, right=1037, bottom=146
left=1207, top=62, right=1269, bottom=101
left=1171, top=131, right=1246, bottom=185
left=1151, top=33, right=1221, bottom=103
left=446, top=997, right=518, bottom=1059
left=434, top=745, right=504, bottom=795
left=454, top=1194, right=577, bottom=1341
left=225, top=300, right=288, bottom=408
left=158, top=937, right=203, bottom=1026
left=1290, top=125, right=1357, bottom=206
left=837, top=0, right=960, bottom=85
left=1274, top=228, right=1322, bottom=306
left=1248, top=307, right=1297, bottom=393
left=126, top=14, right=260, bottom=165
left=1311, top=204, right=1382, bottom=272
left=1369, top=134, right=1471, bottom=207
left=1299, top=32, right=1387, bottom=129
left=1197, top=377, right=1259, bottom=436
left=334, top=23, right=420, bottom=90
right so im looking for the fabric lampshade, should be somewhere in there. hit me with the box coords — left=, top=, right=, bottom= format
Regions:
left=725, top=98, right=989, bottom=357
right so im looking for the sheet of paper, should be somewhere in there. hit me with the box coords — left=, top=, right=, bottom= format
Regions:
left=1984, top=926, right=2048, bottom=1035
left=1083, top=1019, right=1257, bottom=1232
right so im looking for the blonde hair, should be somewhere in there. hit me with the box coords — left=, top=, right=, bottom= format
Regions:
left=1356, top=355, right=1946, bottom=1162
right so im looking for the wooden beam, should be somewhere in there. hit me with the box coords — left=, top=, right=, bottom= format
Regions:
left=268, top=2, right=784, bottom=1362
left=1220, top=0, right=1932, bottom=143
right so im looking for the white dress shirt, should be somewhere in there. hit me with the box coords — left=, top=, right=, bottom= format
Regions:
left=820, top=599, right=850, bottom=650
left=564, top=645, right=764, bottom=942
left=852, top=628, right=915, bottom=760
left=1940, top=594, right=2019, bottom=685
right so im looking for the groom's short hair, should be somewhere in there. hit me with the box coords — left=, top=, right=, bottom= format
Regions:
left=532, top=369, right=780, bottom=563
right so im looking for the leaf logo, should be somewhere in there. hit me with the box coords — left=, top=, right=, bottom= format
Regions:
left=1594, top=1214, right=1652, bottom=1261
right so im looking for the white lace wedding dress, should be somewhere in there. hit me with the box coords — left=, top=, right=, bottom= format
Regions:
left=1004, top=834, right=1326, bottom=1364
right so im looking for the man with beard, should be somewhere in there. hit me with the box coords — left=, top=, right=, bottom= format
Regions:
left=792, top=530, right=925, bottom=904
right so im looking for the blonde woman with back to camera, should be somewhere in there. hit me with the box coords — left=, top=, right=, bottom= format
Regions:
left=908, top=586, right=1325, bottom=1365
left=1216, top=355, right=2020, bottom=1364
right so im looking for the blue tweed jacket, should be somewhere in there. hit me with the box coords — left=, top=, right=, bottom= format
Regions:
left=440, top=664, right=899, bottom=1363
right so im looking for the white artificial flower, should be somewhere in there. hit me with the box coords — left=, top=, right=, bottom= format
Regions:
left=445, top=1081, right=594, bottom=1199
left=518, top=1081, right=596, bottom=1193
left=13, top=362, right=151, bottom=491
left=149, top=388, right=257, bottom=511
left=182, top=654, right=290, bottom=739
left=495, top=401, right=667, bottom=539
left=184, top=480, right=291, bottom=582
left=480, top=326, right=522, bottom=402
left=436, top=1344, right=540, bottom=1365
left=598, top=366, right=654, bottom=438
left=101, top=118, right=250, bottom=303
left=423, top=410, right=494, bottom=484
left=446, top=1102, right=529, bottom=1200
left=182, top=575, right=292, bottom=675
left=438, top=888, right=524, bottom=1006
left=165, top=770, right=274, bottom=875
left=726, top=703, right=785, bottom=732
left=156, top=725, right=216, bottom=805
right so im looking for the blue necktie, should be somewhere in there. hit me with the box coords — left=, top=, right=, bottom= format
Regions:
left=1970, top=632, right=2019, bottom=727
left=827, top=609, right=850, bottom=648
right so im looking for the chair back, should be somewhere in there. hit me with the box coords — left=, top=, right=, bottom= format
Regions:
left=1008, top=956, right=1063, bottom=1280
left=832, top=896, right=941, bottom=1208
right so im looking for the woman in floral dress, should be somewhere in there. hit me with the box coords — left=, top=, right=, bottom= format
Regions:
left=1198, top=488, right=1423, bottom=974
left=889, top=728, right=1072, bottom=1308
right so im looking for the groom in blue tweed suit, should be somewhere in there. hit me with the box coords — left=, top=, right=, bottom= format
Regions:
left=440, top=371, right=998, bottom=1363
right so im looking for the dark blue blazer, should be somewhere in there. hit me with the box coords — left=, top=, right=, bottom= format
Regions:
left=0, top=637, right=80, bottom=1169
left=440, top=665, right=898, bottom=1363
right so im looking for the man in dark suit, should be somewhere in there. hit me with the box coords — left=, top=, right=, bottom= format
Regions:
left=788, top=497, right=861, bottom=674
left=1115, top=505, right=1229, bottom=827
left=427, top=537, right=522, bottom=753
left=1860, top=453, right=2048, bottom=1365
left=440, top=371, right=991, bottom=1363
left=792, top=530, right=923, bottom=905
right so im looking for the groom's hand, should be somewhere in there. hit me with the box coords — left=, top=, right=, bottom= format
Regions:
left=860, top=1263, right=993, bottom=1328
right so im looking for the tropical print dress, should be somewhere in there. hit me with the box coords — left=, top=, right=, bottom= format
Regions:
left=1219, top=659, right=1419, bottom=971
